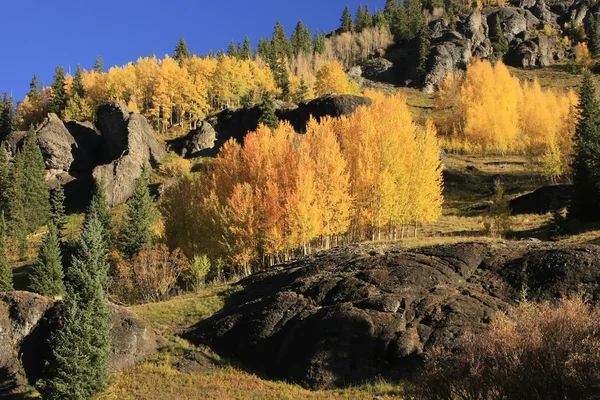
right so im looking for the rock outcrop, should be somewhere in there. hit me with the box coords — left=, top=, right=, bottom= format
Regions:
left=35, top=114, right=76, bottom=171
left=0, top=291, right=160, bottom=397
left=92, top=103, right=166, bottom=206
left=509, top=184, right=572, bottom=214
left=187, top=241, right=600, bottom=390
left=180, top=121, right=217, bottom=158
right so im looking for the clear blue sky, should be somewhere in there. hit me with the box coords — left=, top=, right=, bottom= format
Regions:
left=2, top=0, right=385, bottom=102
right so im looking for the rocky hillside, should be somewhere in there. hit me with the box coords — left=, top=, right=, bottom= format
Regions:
left=186, top=241, right=600, bottom=390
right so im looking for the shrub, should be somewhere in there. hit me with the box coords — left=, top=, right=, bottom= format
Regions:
left=180, top=254, right=211, bottom=291
left=159, top=153, right=192, bottom=178
left=113, top=244, right=190, bottom=304
left=483, top=181, right=511, bottom=238
left=413, top=297, right=600, bottom=400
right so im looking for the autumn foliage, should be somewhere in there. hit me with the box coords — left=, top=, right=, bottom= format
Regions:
left=161, top=93, right=444, bottom=274
left=436, top=60, right=578, bottom=177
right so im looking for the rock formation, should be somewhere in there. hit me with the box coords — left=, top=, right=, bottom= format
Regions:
left=187, top=241, right=600, bottom=389
left=0, top=291, right=161, bottom=397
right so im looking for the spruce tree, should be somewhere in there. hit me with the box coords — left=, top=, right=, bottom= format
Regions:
left=241, top=36, right=252, bottom=60
left=50, top=183, right=66, bottom=237
left=272, top=22, right=292, bottom=59
left=49, top=66, right=67, bottom=117
left=227, top=40, right=238, bottom=58
left=364, top=5, right=374, bottom=29
left=0, top=213, right=13, bottom=292
left=314, top=31, right=326, bottom=54
left=293, top=77, right=310, bottom=103
left=9, top=152, right=28, bottom=258
left=258, top=97, right=280, bottom=131
left=385, top=0, right=399, bottom=18
left=340, top=6, right=354, bottom=33
left=120, top=166, right=157, bottom=258
left=569, top=71, right=600, bottom=220
left=29, top=224, right=65, bottom=297
left=17, top=126, right=49, bottom=233
left=355, top=4, right=367, bottom=32
left=417, top=22, right=431, bottom=80
left=291, top=21, right=308, bottom=56
left=589, top=13, right=600, bottom=58
left=374, top=10, right=390, bottom=29
left=174, top=38, right=191, bottom=67
left=72, top=65, right=85, bottom=98
left=87, top=179, right=112, bottom=246
left=93, top=56, right=104, bottom=73
left=37, top=212, right=110, bottom=400
left=0, top=147, right=10, bottom=215
left=0, top=92, right=14, bottom=143
left=391, top=5, right=409, bottom=42
left=492, top=15, right=509, bottom=54
left=28, top=75, right=39, bottom=100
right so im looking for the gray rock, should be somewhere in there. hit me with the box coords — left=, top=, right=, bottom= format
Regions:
left=423, top=36, right=473, bottom=93
left=487, top=8, right=528, bottom=41
left=93, top=102, right=166, bottom=206
left=36, top=113, right=76, bottom=171
left=0, top=291, right=161, bottom=397
left=505, top=35, right=556, bottom=68
left=182, top=121, right=217, bottom=158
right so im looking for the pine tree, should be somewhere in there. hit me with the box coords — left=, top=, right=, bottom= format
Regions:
left=589, top=13, right=600, bottom=58
left=50, top=183, right=66, bottom=237
left=364, top=5, right=374, bottom=29
left=37, top=212, right=110, bottom=399
left=385, top=0, right=399, bottom=18
left=293, top=77, right=310, bottom=103
left=17, top=126, right=49, bottom=233
left=93, top=56, right=104, bottom=73
left=0, top=213, right=13, bottom=292
left=227, top=40, right=238, bottom=58
left=391, top=5, right=409, bottom=42
left=272, top=22, right=292, bottom=59
left=492, top=15, right=509, bottom=54
left=49, top=66, right=67, bottom=117
left=9, top=152, right=28, bottom=258
left=291, top=21, right=309, bottom=56
left=569, top=71, right=600, bottom=220
left=355, top=4, right=367, bottom=32
left=258, top=97, right=280, bottom=131
left=417, top=21, right=431, bottom=80
left=174, top=38, right=190, bottom=67
left=374, top=10, right=389, bottom=29
left=87, top=179, right=112, bottom=246
left=0, top=92, right=14, bottom=142
left=29, top=224, right=65, bottom=297
left=241, top=36, right=252, bottom=60
left=28, top=75, right=40, bottom=100
left=120, top=166, right=157, bottom=258
left=72, top=65, right=85, bottom=98
left=340, top=6, right=354, bottom=33
left=314, top=30, right=326, bottom=54
left=0, top=147, right=10, bottom=215
left=256, top=37, right=273, bottom=60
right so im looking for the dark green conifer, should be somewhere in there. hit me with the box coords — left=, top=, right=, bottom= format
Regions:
left=87, top=179, right=112, bottom=246
left=227, top=40, right=238, bottom=58
left=9, top=152, right=28, bottom=259
left=49, top=66, right=67, bottom=117
left=258, top=97, right=280, bottom=131
left=293, top=77, right=310, bottom=103
left=241, top=36, right=253, bottom=60
left=0, top=213, right=13, bottom=292
left=569, top=71, right=600, bottom=220
left=314, top=30, right=327, bottom=54
left=492, top=15, right=509, bottom=54
left=50, top=183, right=66, bottom=237
left=374, top=10, right=390, bottom=29
left=29, top=224, right=65, bottom=297
left=340, top=6, right=354, bottom=33
left=364, top=5, right=374, bottom=29
left=589, top=13, right=600, bottom=58
left=174, top=38, right=191, bottom=67
left=0, top=92, right=14, bottom=142
left=72, top=65, right=85, bottom=98
left=37, top=212, right=110, bottom=399
left=417, top=22, right=431, bottom=80
left=28, top=75, right=40, bottom=100
left=0, top=147, right=10, bottom=215
left=385, top=0, right=398, bottom=18
left=272, top=22, right=292, bottom=59
left=355, top=5, right=367, bottom=32
left=120, top=166, right=157, bottom=258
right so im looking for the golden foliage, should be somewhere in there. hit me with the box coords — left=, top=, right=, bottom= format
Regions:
left=315, top=61, right=360, bottom=96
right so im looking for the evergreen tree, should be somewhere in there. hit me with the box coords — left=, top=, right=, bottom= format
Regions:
left=492, top=15, right=509, bottom=54
left=417, top=21, right=431, bottom=80
left=391, top=5, right=409, bottom=42
left=17, top=126, right=49, bottom=233
left=0, top=213, right=12, bottom=292
left=364, top=5, right=374, bottom=29
left=340, top=6, right=354, bottom=33
left=355, top=4, right=368, bottom=32
left=49, top=183, right=66, bottom=237
left=72, top=65, right=85, bottom=98
left=0, top=92, right=14, bottom=143
left=385, top=0, right=399, bottom=18
left=174, top=38, right=190, bottom=67
left=258, top=97, right=280, bottom=131
left=120, top=166, right=157, bottom=258
left=49, top=66, right=67, bottom=117
left=37, top=212, right=110, bottom=399
left=29, top=224, right=65, bottom=297
left=0, top=147, right=9, bottom=215
left=28, top=75, right=39, bottom=99
left=241, top=36, right=252, bottom=60
left=293, top=77, right=310, bottom=103
left=93, top=56, right=104, bottom=73
left=406, top=0, right=425, bottom=39
left=569, top=71, right=600, bottom=220
left=314, top=30, right=327, bottom=54
left=291, top=21, right=313, bottom=56
left=87, top=179, right=112, bottom=246
left=9, top=151, right=28, bottom=258
left=374, top=10, right=390, bottom=29
left=256, top=37, right=273, bottom=60
left=217, top=49, right=226, bottom=58
left=227, top=40, right=238, bottom=58
left=589, top=13, right=600, bottom=58
left=272, top=22, right=292, bottom=59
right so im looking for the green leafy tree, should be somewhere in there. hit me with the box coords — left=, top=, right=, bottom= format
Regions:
left=29, top=224, right=65, bottom=297
left=93, top=56, right=104, bottom=73
left=174, top=38, right=191, bottom=67
left=50, top=183, right=66, bottom=237
left=291, top=21, right=313, bottom=56
left=49, top=66, right=67, bottom=117
left=340, top=6, right=354, bottom=33
left=484, top=181, right=512, bottom=238
left=492, top=15, right=509, bottom=54
left=87, top=179, right=112, bottom=246
left=256, top=37, right=273, bottom=60
left=569, top=71, right=600, bottom=221
left=258, top=97, right=280, bottom=130
left=37, top=212, right=110, bottom=400
left=0, top=213, right=13, bottom=292
left=120, top=166, right=157, bottom=258
left=16, top=126, right=49, bottom=233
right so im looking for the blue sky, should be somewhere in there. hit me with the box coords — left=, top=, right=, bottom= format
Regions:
left=2, top=0, right=385, bottom=102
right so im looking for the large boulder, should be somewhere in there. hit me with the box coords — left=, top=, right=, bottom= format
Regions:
left=0, top=291, right=160, bottom=397
left=505, top=35, right=556, bottom=68
left=423, top=33, right=474, bottom=93
left=486, top=8, right=528, bottom=41
left=509, top=184, right=573, bottom=214
left=93, top=103, right=167, bottom=206
left=64, top=120, right=106, bottom=172
left=187, top=241, right=600, bottom=390
left=35, top=114, right=76, bottom=171
left=181, top=121, right=217, bottom=158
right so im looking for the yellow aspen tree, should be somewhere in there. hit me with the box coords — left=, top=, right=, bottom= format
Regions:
left=315, top=61, right=359, bottom=96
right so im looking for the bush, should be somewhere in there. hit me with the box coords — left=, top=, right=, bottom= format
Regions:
left=413, top=297, right=600, bottom=400
left=159, top=153, right=192, bottom=178
left=113, top=244, right=190, bottom=304
left=180, top=255, right=211, bottom=291
left=483, top=181, right=511, bottom=238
